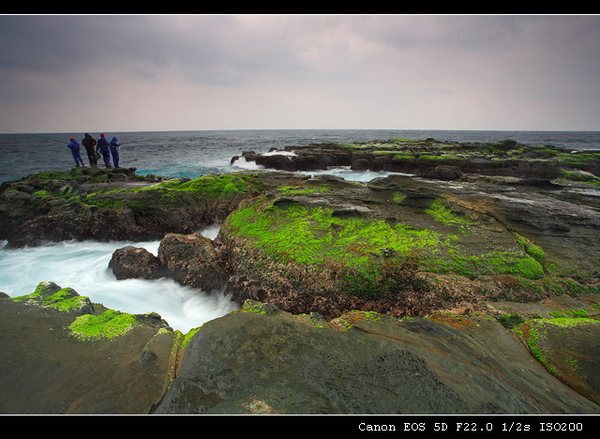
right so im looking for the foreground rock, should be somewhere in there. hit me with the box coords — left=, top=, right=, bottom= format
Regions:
left=2, top=283, right=599, bottom=414
left=0, top=282, right=176, bottom=414
left=157, top=300, right=600, bottom=414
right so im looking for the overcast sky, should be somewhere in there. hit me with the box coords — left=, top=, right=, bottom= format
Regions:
left=1, top=14, right=599, bottom=133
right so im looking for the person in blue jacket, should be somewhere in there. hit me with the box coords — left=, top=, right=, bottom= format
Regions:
left=110, top=136, right=121, bottom=168
left=67, top=137, right=85, bottom=167
left=96, top=133, right=111, bottom=167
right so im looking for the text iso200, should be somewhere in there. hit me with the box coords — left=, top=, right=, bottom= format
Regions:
left=539, top=422, right=584, bottom=432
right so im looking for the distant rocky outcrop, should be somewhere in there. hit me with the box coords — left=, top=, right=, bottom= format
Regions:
left=236, top=138, right=600, bottom=180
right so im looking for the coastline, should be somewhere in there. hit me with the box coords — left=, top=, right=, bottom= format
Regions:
left=1, top=136, right=600, bottom=414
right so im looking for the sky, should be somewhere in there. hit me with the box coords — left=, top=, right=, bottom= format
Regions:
left=1, top=14, right=599, bottom=133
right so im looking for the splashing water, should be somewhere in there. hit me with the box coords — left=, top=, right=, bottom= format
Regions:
left=0, top=227, right=238, bottom=334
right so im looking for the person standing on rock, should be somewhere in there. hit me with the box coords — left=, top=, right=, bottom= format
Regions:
left=66, top=137, right=85, bottom=167
left=109, top=136, right=121, bottom=168
left=81, top=133, right=97, bottom=166
left=96, top=133, right=111, bottom=168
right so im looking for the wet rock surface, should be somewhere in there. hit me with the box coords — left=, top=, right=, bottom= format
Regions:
left=156, top=300, right=600, bottom=414
left=1, top=287, right=599, bottom=414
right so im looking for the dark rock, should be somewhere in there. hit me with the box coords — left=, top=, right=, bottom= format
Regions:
left=427, top=165, right=463, bottom=181
left=351, top=158, right=371, bottom=171
left=0, top=284, right=175, bottom=414
left=157, top=233, right=228, bottom=292
left=156, top=301, right=600, bottom=414
left=109, top=246, right=163, bottom=280
left=254, top=153, right=298, bottom=171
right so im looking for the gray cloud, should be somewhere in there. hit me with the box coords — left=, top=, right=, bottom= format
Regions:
left=1, top=14, right=599, bottom=132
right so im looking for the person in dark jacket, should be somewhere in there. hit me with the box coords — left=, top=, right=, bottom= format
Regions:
left=81, top=133, right=97, bottom=166
left=109, top=136, right=121, bottom=168
left=96, top=133, right=111, bottom=167
left=67, top=137, right=85, bottom=167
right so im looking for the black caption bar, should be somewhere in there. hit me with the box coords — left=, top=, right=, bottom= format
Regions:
left=5, top=413, right=599, bottom=433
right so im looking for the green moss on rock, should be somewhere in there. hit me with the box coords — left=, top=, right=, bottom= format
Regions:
left=69, top=310, right=139, bottom=340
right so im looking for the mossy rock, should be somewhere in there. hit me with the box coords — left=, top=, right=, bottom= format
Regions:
left=517, top=317, right=600, bottom=405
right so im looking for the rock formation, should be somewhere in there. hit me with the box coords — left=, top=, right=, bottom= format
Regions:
left=236, top=138, right=600, bottom=180
left=2, top=286, right=599, bottom=414
left=157, top=300, right=600, bottom=414
left=0, top=282, right=175, bottom=414
left=1, top=138, right=600, bottom=414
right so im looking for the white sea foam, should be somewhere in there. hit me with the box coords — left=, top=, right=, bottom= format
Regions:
left=262, top=150, right=298, bottom=157
left=230, top=157, right=264, bottom=171
left=0, top=226, right=238, bottom=334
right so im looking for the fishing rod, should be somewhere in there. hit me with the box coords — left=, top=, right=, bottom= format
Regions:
left=0, top=128, right=70, bottom=144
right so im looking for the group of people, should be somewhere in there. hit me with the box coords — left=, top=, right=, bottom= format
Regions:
left=66, top=133, right=121, bottom=168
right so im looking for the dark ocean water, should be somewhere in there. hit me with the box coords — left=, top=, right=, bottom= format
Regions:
left=0, top=129, right=598, bottom=332
left=1, top=129, right=599, bottom=183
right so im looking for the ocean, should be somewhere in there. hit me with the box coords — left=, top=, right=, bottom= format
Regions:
left=1, top=129, right=599, bottom=332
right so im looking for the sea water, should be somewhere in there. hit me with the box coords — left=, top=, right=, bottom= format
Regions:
left=0, top=129, right=598, bottom=332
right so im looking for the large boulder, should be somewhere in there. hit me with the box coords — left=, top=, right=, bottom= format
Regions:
left=157, top=233, right=228, bottom=292
left=109, top=246, right=163, bottom=280
left=156, top=300, right=600, bottom=414
left=109, top=233, right=230, bottom=293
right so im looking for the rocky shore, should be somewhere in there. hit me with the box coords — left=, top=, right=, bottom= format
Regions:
left=1, top=138, right=600, bottom=414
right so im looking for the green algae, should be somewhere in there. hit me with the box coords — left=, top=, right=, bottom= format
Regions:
left=226, top=196, right=549, bottom=287
left=514, top=233, right=546, bottom=265
left=69, top=309, right=139, bottom=340
left=227, top=200, right=440, bottom=269
left=425, top=198, right=478, bottom=228
left=12, top=283, right=140, bottom=340
left=277, top=186, right=332, bottom=196
left=42, top=288, right=90, bottom=312
left=517, top=317, right=599, bottom=372
left=12, top=284, right=89, bottom=312
left=11, top=282, right=55, bottom=303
